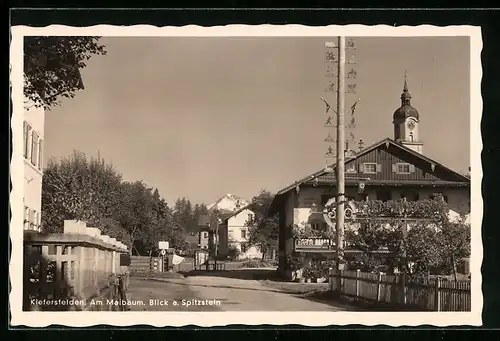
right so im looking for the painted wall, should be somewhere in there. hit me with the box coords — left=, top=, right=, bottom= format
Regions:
left=227, top=208, right=262, bottom=259
left=23, top=101, right=45, bottom=232
left=227, top=208, right=254, bottom=243
left=295, top=186, right=470, bottom=217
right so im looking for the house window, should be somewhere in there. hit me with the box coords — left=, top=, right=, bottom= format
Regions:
left=247, top=214, right=253, bottom=223
left=401, top=191, right=419, bottom=202
left=311, top=223, right=328, bottom=232
left=376, top=189, right=392, bottom=202
left=241, top=229, right=247, bottom=239
left=203, top=232, right=208, bottom=238
left=346, top=164, right=356, bottom=173
left=28, top=209, right=35, bottom=230
left=241, top=243, right=248, bottom=253
left=396, top=163, right=411, bottom=174
left=360, top=163, right=379, bottom=174
left=38, top=139, right=44, bottom=171
left=31, top=131, right=39, bottom=166
left=430, top=192, right=448, bottom=204
left=23, top=122, right=31, bottom=159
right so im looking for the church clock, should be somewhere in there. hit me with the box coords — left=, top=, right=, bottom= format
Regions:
left=407, top=121, right=415, bottom=130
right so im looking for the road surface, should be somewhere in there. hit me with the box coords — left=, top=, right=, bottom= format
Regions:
left=126, top=275, right=357, bottom=311
left=127, top=277, right=221, bottom=311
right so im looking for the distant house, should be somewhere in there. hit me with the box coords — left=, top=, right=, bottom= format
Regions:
left=217, top=205, right=262, bottom=260
left=197, top=196, right=263, bottom=260
left=198, top=213, right=212, bottom=251
left=184, top=232, right=199, bottom=251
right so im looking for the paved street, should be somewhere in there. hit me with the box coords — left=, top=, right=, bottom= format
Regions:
left=127, top=277, right=221, bottom=311
left=126, top=272, right=358, bottom=311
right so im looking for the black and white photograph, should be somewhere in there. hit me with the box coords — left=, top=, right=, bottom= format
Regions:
left=10, top=24, right=482, bottom=327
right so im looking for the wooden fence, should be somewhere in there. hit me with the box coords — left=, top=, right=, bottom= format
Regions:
left=130, top=256, right=160, bottom=274
left=328, top=269, right=471, bottom=312
left=23, top=220, right=129, bottom=311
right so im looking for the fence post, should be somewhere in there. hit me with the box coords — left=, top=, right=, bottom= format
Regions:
left=339, top=269, right=344, bottom=293
left=400, top=272, right=407, bottom=305
left=434, top=278, right=441, bottom=311
left=355, top=269, right=360, bottom=297
left=328, top=267, right=334, bottom=291
left=376, top=272, right=382, bottom=302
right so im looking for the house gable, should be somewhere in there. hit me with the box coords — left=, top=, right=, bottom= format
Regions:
left=228, top=208, right=255, bottom=227
left=269, top=138, right=469, bottom=216
left=311, top=138, right=469, bottom=184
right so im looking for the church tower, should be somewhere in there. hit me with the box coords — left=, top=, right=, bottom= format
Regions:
left=392, top=73, right=424, bottom=154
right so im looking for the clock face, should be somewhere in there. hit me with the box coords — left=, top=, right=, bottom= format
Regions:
left=407, top=121, right=415, bottom=130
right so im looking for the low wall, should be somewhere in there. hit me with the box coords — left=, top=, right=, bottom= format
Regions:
left=23, top=220, right=129, bottom=311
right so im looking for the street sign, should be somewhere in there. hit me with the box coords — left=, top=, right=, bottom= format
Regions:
left=295, top=238, right=334, bottom=252
left=158, top=241, right=169, bottom=250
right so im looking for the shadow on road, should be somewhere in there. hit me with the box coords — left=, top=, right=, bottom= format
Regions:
left=149, top=277, right=287, bottom=294
left=297, top=291, right=429, bottom=311
left=179, top=268, right=282, bottom=282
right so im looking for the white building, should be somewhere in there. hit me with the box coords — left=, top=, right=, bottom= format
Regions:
left=219, top=206, right=263, bottom=260
left=23, top=100, right=45, bottom=232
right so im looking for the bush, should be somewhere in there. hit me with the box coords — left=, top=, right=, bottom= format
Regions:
left=285, top=253, right=307, bottom=271
left=227, top=246, right=240, bottom=261
left=241, top=259, right=275, bottom=268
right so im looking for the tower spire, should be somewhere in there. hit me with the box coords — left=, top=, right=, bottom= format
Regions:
left=403, top=70, right=408, bottom=92
left=400, top=70, right=411, bottom=105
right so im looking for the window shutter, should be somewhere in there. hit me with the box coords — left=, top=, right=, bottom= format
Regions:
left=358, top=164, right=364, bottom=173
left=38, top=139, right=44, bottom=170
left=28, top=209, right=34, bottom=228
left=31, top=131, right=38, bottom=166
left=23, top=122, right=28, bottom=158
left=376, top=164, right=382, bottom=173
left=409, top=164, right=415, bottom=173
left=392, top=164, right=397, bottom=173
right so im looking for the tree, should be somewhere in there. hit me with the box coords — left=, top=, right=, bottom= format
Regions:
left=173, top=197, right=199, bottom=234
left=41, top=150, right=185, bottom=256
left=437, top=217, right=471, bottom=280
left=345, top=198, right=453, bottom=277
left=24, top=36, right=107, bottom=110
left=344, top=220, right=391, bottom=272
left=41, top=150, right=126, bottom=238
left=246, top=189, right=279, bottom=260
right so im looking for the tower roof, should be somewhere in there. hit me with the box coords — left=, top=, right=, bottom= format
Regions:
left=393, top=72, right=419, bottom=121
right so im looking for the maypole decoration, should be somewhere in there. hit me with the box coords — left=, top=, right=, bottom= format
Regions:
left=345, top=38, right=360, bottom=158
left=322, top=41, right=338, bottom=172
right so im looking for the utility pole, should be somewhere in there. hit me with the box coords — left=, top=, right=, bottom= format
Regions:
left=336, top=36, right=346, bottom=280
left=215, top=215, right=219, bottom=258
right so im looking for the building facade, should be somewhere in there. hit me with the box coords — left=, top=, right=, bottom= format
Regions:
left=219, top=207, right=262, bottom=259
left=23, top=101, right=45, bottom=232
left=198, top=205, right=263, bottom=260
left=269, top=79, right=471, bottom=280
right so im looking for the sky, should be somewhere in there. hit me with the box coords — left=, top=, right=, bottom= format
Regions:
left=44, top=36, right=470, bottom=206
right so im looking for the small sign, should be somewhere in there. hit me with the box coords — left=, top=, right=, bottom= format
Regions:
left=295, top=238, right=334, bottom=251
left=119, top=253, right=131, bottom=266
left=158, top=241, right=169, bottom=250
